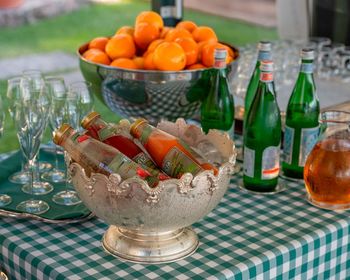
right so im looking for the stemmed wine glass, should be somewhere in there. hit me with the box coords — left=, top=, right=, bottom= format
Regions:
left=68, top=81, right=94, bottom=123
left=0, top=95, right=12, bottom=207
left=22, top=69, right=53, bottom=173
left=15, top=78, right=51, bottom=214
left=6, top=77, right=31, bottom=184
left=52, top=80, right=94, bottom=206
left=41, top=77, right=67, bottom=183
left=52, top=96, right=82, bottom=206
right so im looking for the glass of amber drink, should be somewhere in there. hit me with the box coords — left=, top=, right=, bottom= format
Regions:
left=304, top=110, right=350, bottom=210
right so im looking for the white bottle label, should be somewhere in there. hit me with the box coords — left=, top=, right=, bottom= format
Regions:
left=283, top=125, right=294, bottom=164
left=262, top=146, right=280, bottom=179
left=243, top=146, right=255, bottom=178
left=299, top=126, right=319, bottom=166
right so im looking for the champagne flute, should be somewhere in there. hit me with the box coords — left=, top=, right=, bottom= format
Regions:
left=68, top=81, right=94, bottom=122
left=16, top=78, right=51, bottom=214
left=6, top=77, right=31, bottom=184
left=52, top=96, right=82, bottom=206
left=41, top=77, right=67, bottom=183
left=22, top=69, right=53, bottom=173
left=0, top=95, right=12, bottom=207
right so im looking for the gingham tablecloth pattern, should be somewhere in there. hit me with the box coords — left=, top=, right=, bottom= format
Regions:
left=1, top=170, right=350, bottom=280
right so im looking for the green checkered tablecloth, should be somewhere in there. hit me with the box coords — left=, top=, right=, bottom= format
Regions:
left=1, top=168, right=350, bottom=280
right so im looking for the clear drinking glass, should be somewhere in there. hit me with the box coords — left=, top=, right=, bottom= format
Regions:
left=22, top=69, right=53, bottom=173
left=0, top=95, right=12, bottom=207
left=6, top=77, right=31, bottom=184
left=41, top=77, right=67, bottom=183
left=68, top=81, right=94, bottom=121
left=52, top=96, right=82, bottom=206
left=15, top=78, right=51, bottom=214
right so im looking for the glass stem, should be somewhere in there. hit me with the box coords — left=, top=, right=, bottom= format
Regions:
left=64, top=151, right=70, bottom=194
left=28, top=158, right=35, bottom=199
left=34, top=159, right=40, bottom=182
left=21, top=157, right=25, bottom=172
left=54, top=144, right=60, bottom=171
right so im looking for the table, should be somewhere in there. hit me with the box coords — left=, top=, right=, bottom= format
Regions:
left=1, top=166, right=350, bottom=280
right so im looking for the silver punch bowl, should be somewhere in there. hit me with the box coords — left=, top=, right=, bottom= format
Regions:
left=78, top=42, right=239, bottom=124
left=69, top=119, right=236, bottom=263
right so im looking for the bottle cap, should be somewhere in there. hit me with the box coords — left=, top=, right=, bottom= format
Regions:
left=260, top=60, right=274, bottom=72
left=301, top=48, right=315, bottom=60
left=258, top=41, right=271, bottom=52
left=130, top=118, right=148, bottom=138
left=53, top=124, right=73, bottom=145
left=81, top=111, right=101, bottom=129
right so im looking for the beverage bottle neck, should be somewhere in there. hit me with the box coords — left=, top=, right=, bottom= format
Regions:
left=299, top=58, right=314, bottom=76
left=257, top=50, right=272, bottom=64
left=258, top=69, right=276, bottom=98
left=85, top=117, right=108, bottom=138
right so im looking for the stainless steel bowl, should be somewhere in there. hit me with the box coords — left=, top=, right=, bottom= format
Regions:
left=69, top=119, right=236, bottom=263
left=78, top=43, right=239, bottom=123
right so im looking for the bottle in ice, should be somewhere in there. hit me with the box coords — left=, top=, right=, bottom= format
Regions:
left=282, top=48, right=320, bottom=179
left=81, top=112, right=161, bottom=173
left=130, top=119, right=218, bottom=178
left=244, top=41, right=272, bottom=126
left=200, top=48, right=235, bottom=139
left=53, top=124, right=161, bottom=187
left=243, top=60, right=281, bottom=192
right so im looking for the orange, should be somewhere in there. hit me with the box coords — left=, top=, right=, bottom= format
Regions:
left=110, top=58, right=139, bottom=69
left=133, top=56, right=144, bottom=69
left=83, top=48, right=111, bottom=65
left=115, top=25, right=134, bottom=37
left=134, top=22, right=160, bottom=50
left=174, top=37, right=198, bottom=66
left=192, top=26, right=218, bottom=43
left=176, top=20, right=198, bottom=33
left=105, top=34, right=136, bottom=59
left=143, top=51, right=156, bottom=70
left=88, top=37, right=109, bottom=52
left=197, top=40, right=214, bottom=61
left=135, top=11, right=164, bottom=31
left=83, top=49, right=110, bottom=65
left=160, top=26, right=172, bottom=38
left=165, top=28, right=193, bottom=42
left=153, top=42, right=186, bottom=71
left=186, top=63, right=206, bottom=70
left=201, top=42, right=232, bottom=67
left=147, top=39, right=164, bottom=52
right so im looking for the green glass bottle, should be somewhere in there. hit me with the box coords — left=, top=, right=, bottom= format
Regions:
left=244, top=41, right=272, bottom=123
left=200, top=48, right=235, bottom=138
left=282, top=48, right=320, bottom=179
left=243, top=60, right=281, bottom=192
left=151, top=0, right=183, bottom=27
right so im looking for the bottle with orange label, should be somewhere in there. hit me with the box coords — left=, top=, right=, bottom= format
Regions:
left=80, top=112, right=165, bottom=176
left=53, top=124, right=161, bottom=187
left=130, top=119, right=218, bottom=178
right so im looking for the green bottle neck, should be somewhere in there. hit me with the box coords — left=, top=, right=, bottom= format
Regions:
left=299, top=58, right=314, bottom=75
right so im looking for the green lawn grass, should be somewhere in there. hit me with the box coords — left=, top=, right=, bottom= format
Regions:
left=0, top=0, right=277, bottom=153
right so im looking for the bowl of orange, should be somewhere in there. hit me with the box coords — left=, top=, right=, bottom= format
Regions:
left=78, top=11, right=239, bottom=124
